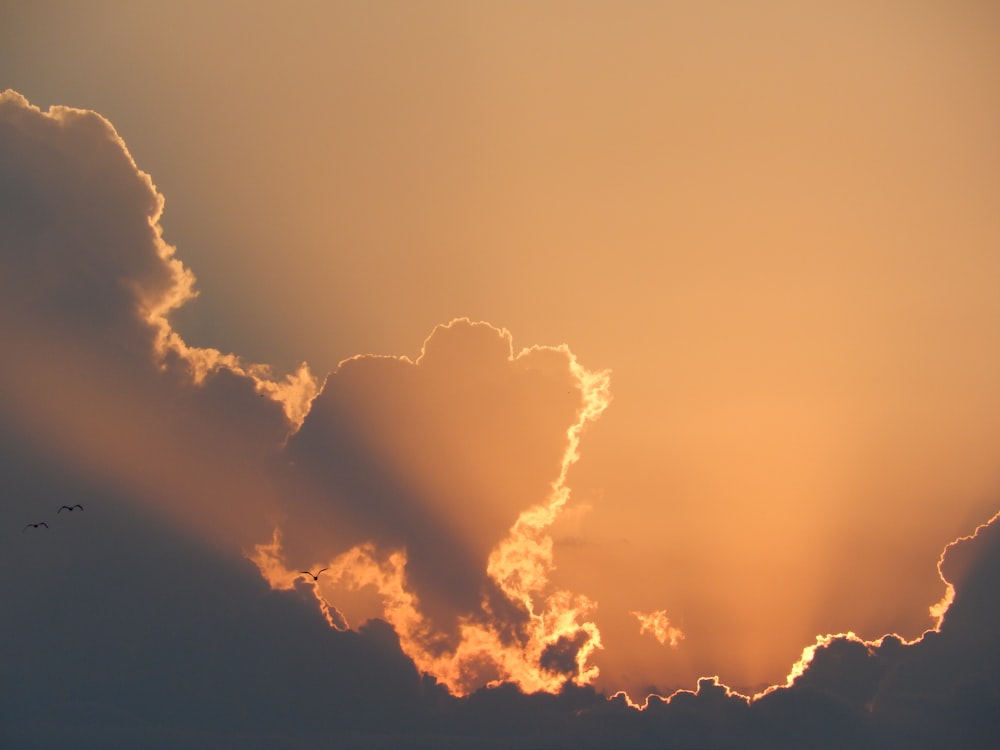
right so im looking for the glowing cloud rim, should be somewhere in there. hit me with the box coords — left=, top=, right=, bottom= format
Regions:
left=250, top=319, right=613, bottom=696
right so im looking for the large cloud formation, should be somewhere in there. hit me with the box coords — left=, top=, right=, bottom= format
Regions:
left=0, top=88, right=611, bottom=697
left=2, top=90, right=998, bottom=748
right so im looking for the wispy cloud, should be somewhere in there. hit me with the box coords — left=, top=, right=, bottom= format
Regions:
left=632, top=609, right=684, bottom=647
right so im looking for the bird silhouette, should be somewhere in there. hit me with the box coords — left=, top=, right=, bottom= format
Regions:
left=57, top=504, right=84, bottom=513
left=300, top=568, right=329, bottom=581
left=22, top=522, right=49, bottom=532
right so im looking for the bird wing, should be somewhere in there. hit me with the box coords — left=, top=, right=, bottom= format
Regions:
left=58, top=506, right=70, bottom=512
left=318, top=568, right=329, bottom=574
left=40, top=522, right=48, bottom=528
left=74, top=504, right=84, bottom=510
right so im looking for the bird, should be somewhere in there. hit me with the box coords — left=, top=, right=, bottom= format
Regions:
left=22, top=522, right=49, bottom=532
left=57, top=504, right=84, bottom=513
left=300, top=568, right=329, bottom=582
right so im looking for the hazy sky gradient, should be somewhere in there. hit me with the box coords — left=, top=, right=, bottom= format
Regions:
left=3, top=2, right=1000, bottom=742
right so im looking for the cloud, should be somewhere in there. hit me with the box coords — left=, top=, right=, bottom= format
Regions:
left=737, top=510, right=1000, bottom=748
left=256, top=317, right=612, bottom=694
left=0, top=89, right=316, bottom=553
left=1, top=88, right=615, bottom=699
left=0, top=88, right=447, bottom=748
left=2, top=88, right=998, bottom=748
left=0, top=478, right=449, bottom=749
left=574, top=513, right=1000, bottom=749
left=632, top=609, right=684, bottom=647
left=0, top=90, right=187, bottom=348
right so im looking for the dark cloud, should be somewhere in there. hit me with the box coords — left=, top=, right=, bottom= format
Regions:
left=735, top=511, right=1000, bottom=749
left=545, top=519, right=1000, bottom=750
left=0, top=91, right=186, bottom=357
left=0, top=89, right=306, bottom=553
left=0, top=466, right=451, bottom=750
left=0, top=89, right=609, bottom=707
left=1, top=88, right=998, bottom=748
left=539, top=630, right=592, bottom=678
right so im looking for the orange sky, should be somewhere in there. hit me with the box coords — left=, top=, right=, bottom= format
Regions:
left=3, top=1, right=1000, bottom=700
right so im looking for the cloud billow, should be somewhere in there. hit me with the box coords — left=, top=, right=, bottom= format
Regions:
left=0, top=90, right=188, bottom=357
left=0, top=89, right=313, bottom=551
left=265, top=318, right=612, bottom=693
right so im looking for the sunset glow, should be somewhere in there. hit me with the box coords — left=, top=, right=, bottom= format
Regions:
left=3, top=2, right=999, bottom=746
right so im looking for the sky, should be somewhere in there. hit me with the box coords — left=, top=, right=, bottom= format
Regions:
left=2, top=1, right=999, bottom=747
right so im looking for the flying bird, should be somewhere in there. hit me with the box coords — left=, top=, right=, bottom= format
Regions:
left=300, top=568, right=329, bottom=582
left=57, top=504, right=84, bottom=513
left=22, top=522, right=49, bottom=532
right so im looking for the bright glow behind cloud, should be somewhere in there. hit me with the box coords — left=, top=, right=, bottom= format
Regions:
left=252, top=319, right=612, bottom=696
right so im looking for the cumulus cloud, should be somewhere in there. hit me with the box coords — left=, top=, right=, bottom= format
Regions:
left=1, top=89, right=614, bottom=698
left=253, top=318, right=611, bottom=694
left=563, top=512, right=1000, bottom=748
left=0, top=89, right=315, bottom=553
left=2, top=89, right=998, bottom=748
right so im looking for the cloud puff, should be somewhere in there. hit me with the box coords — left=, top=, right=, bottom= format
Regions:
left=548, top=512, right=1000, bottom=749
left=632, top=610, right=684, bottom=647
left=256, top=318, right=612, bottom=694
